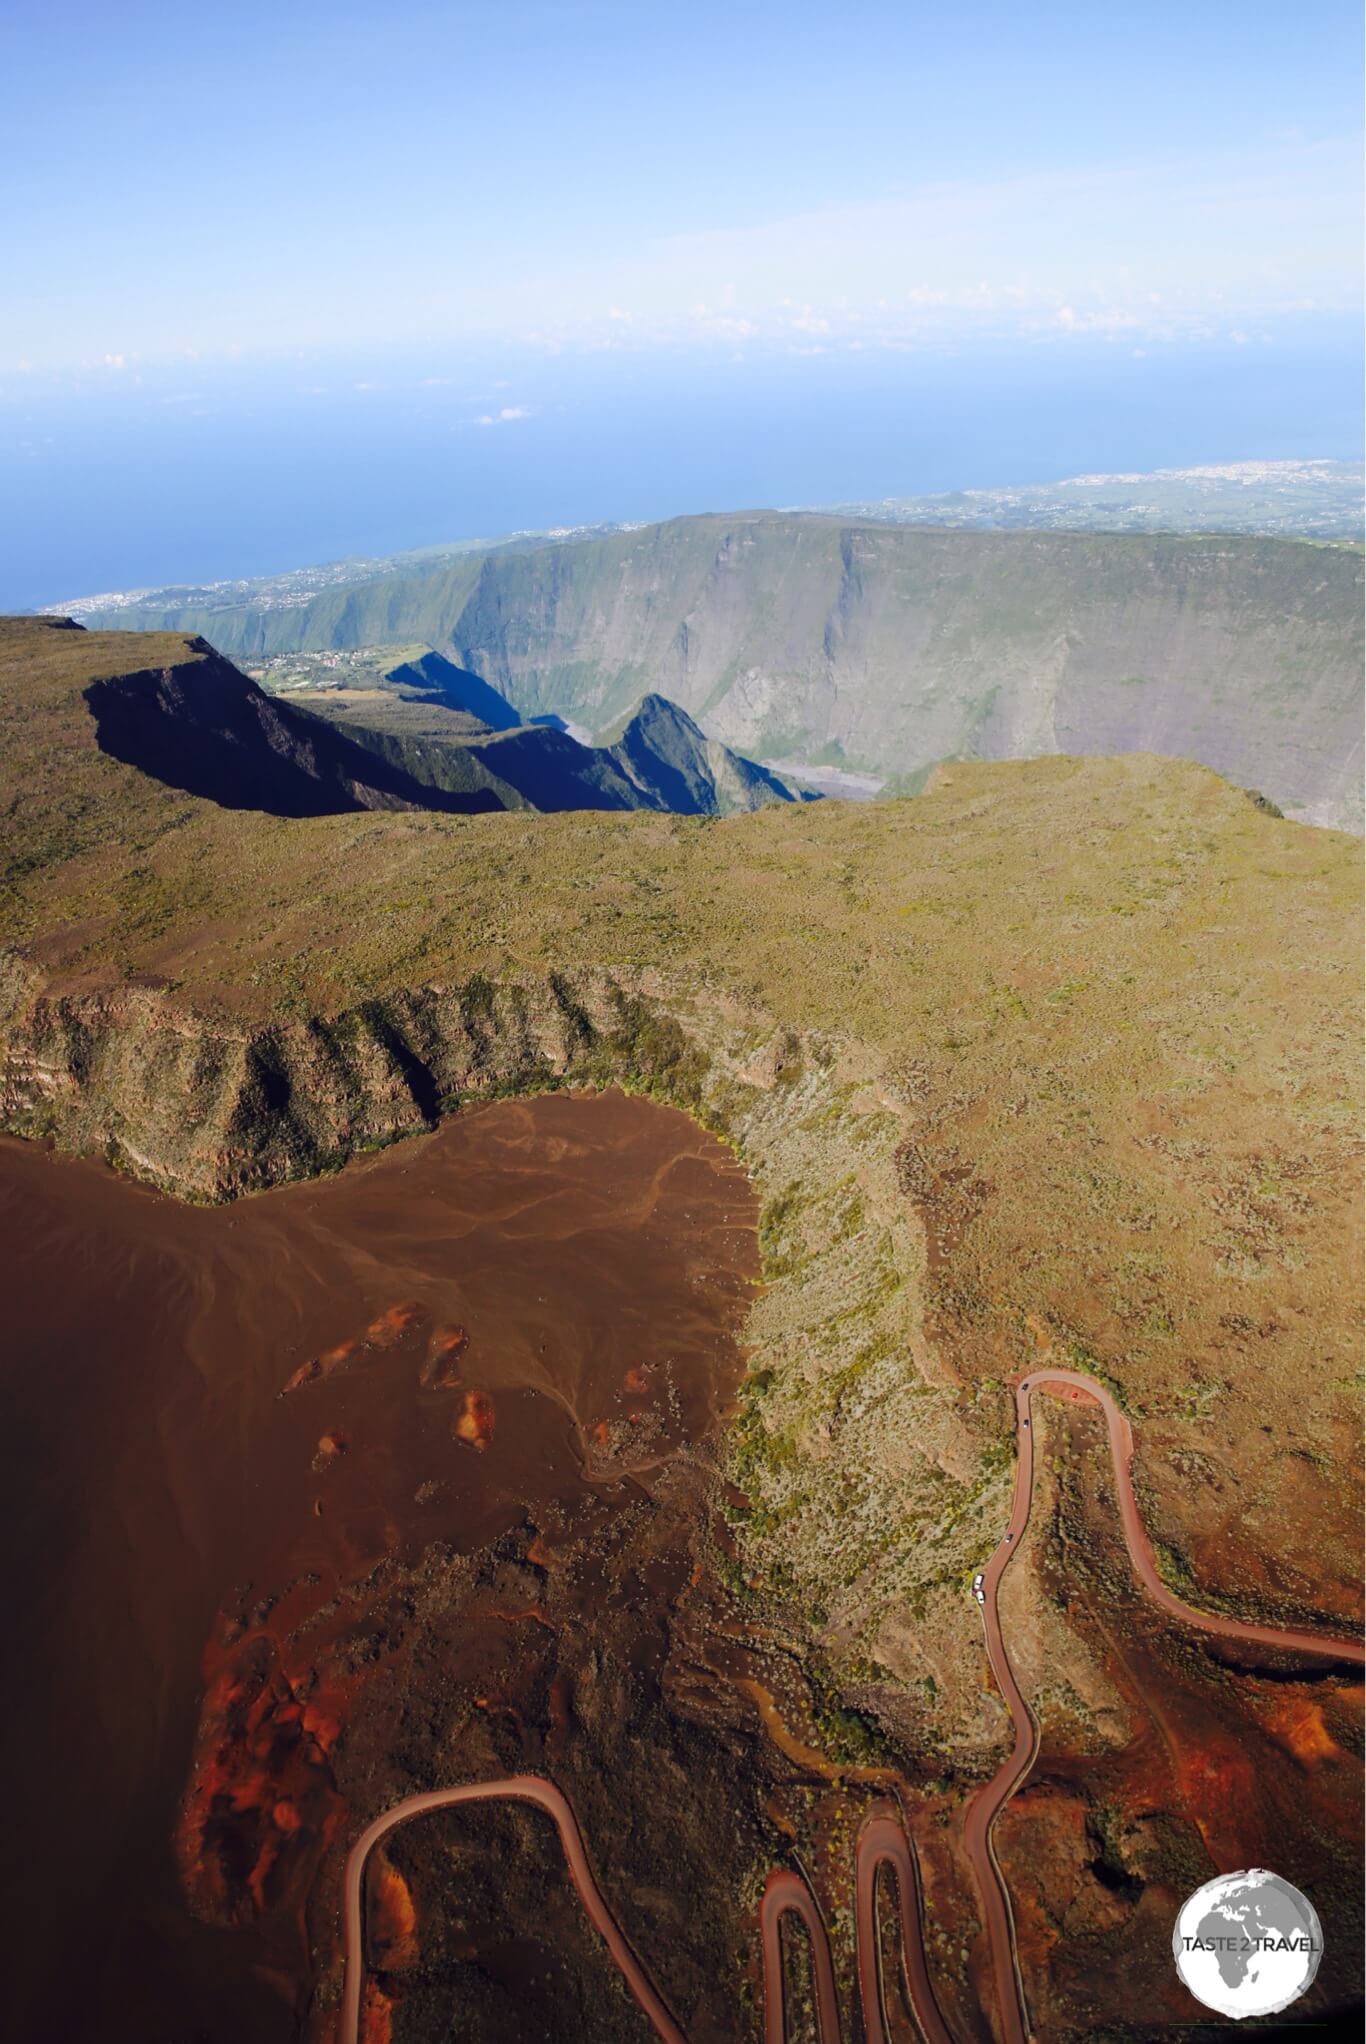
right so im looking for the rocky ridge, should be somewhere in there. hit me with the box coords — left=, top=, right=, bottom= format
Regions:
left=84, top=634, right=802, bottom=819
left=2, top=614, right=1360, bottom=1769
left=0, top=945, right=1000, bottom=1762
left=76, top=516, right=1366, bottom=830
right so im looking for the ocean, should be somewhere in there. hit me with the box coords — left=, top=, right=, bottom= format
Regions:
left=2, top=325, right=1361, bottom=612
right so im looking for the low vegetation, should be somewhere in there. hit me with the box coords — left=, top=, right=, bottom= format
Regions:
left=1, top=614, right=1361, bottom=1753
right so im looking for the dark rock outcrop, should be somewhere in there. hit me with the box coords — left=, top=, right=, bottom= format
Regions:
left=85, top=646, right=504, bottom=817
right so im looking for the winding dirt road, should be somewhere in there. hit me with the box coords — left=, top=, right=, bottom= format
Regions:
left=337, top=1370, right=1362, bottom=2044
left=854, top=1808, right=955, bottom=2044
left=964, top=1369, right=1366, bottom=2044
left=338, top=1775, right=687, bottom=2044
left=759, top=1867, right=841, bottom=2044
left=341, top=1781, right=950, bottom=2044
left=758, top=1809, right=952, bottom=2044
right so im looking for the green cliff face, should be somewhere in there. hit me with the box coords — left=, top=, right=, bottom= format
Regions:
left=88, top=516, right=1365, bottom=830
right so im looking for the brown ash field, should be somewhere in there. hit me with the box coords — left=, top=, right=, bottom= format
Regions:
left=0, top=615, right=1360, bottom=2040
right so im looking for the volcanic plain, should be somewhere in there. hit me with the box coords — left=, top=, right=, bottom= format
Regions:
left=0, top=614, right=1361, bottom=2038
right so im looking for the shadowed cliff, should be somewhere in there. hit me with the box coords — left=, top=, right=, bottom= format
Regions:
left=81, top=514, right=1366, bottom=829
left=84, top=647, right=506, bottom=816
left=60, top=625, right=805, bottom=821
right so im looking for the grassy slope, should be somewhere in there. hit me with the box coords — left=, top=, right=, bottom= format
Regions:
left=3, top=616, right=1362, bottom=1712
left=286, top=696, right=534, bottom=808
left=288, top=690, right=506, bottom=744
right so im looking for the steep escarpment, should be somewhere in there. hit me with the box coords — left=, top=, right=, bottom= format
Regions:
left=603, top=691, right=803, bottom=814
left=0, top=946, right=997, bottom=1769
left=270, top=652, right=804, bottom=816
left=283, top=675, right=802, bottom=815
left=11, top=619, right=798, bottom=825
left=89, top=552, right=492, bottom=657
left=446, top=521, right=1364, bottom=828
left=383, top=646, right=523, bottom=729
left=85, top=516, right=1366, bottom=828
left=2, top=613, right=1361, bottom=1763
left=85, top=647, right=510, bottom=816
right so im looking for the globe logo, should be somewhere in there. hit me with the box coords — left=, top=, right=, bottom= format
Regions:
left=1173, top=1869, right=1323, bottom=2019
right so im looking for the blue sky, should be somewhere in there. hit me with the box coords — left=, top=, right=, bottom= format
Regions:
left=1, top=1, right=1361, bottom=602
left=5, top=0, right=1361, bottom=370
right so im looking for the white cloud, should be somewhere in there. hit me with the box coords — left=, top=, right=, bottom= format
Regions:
left=1051, top=304, right=1139, bottom=333
left=6, top=134, right=1357, bottom=370
left=689, top=308, right=758, bottom=340
left=507, top=136, right=1362, bottom=359
left=475, top=403, right=531, bottom=425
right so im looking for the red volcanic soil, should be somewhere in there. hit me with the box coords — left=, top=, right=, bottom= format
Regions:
left=367, top=1852, right=419, bottom=1971
left=993, top=1396, right=1365, bottom=2037
left=0, top=1092, right=760, bottom=2044
left=283, top=1305, right=427, bottom=1397
left=7, top=1109, right=1356, bottom=2043
left=359, top=1979, right=397, bottom=2044
left=422, top=1324, right=469, bottom=1389
left=176, top=1613, right=355, bottom=1930
left=283, top=1339, right=362, bottom=1396
left=453, top=1386, right=496, bottom=1452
